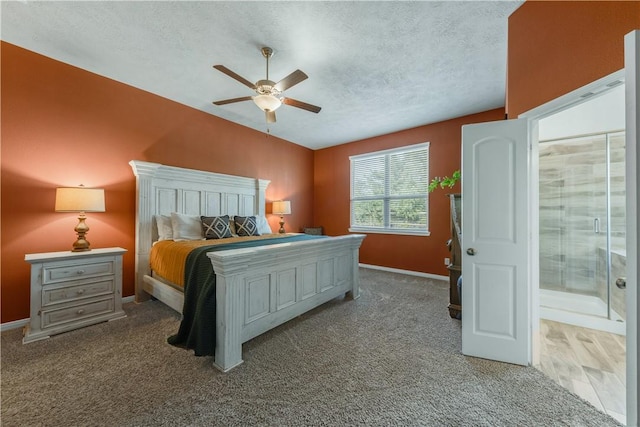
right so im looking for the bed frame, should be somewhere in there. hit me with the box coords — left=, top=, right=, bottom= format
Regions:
left=129, top=160, right=365, bottom=372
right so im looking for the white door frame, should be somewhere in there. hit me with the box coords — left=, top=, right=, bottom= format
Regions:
left=520, top=44, right=638, bottom=425
left=520, top=69, right=626, bottom=365
left=623, top=29, right=638, bottom=427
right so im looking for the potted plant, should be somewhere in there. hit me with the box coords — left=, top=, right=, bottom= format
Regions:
left=429, top=169, right=462, bottom=318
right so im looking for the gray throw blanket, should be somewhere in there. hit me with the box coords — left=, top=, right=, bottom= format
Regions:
left=168, top=234, right=325, bottom=356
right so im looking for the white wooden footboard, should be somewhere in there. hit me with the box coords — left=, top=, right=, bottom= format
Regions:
left=208, top=234, right=365, bottom=372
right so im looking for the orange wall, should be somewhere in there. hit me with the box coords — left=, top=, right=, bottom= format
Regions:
left=507, top=0, right=640, bottom=118
left=313, top=109, right=505, bottom=276
left=1, top=42, right=314, bottom=323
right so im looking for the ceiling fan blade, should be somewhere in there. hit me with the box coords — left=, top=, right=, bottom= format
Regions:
left=282, top=97, right=321, bottom=113
left=274, top=70, right=308, bottom=92
left=213, top=65, right=256, bottom=89
left=266, top=110, right=276, bottom=123
left=213, top=96, right=253, bottom=106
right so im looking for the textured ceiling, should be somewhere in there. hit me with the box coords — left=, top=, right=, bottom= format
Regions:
left=1, top=1, right=523, bottom=149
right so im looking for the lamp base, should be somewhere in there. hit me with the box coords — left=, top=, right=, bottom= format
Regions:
left=278, top=216, right=286, bottom=234
left=72, top=214, right=92, bottom=252
left=72, top=239, right=91, bottom=252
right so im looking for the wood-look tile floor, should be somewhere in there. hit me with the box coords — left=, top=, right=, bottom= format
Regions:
left=537, top=319, right=626, bottom=424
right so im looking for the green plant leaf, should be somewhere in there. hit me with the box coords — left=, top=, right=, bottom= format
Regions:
left=428, top=170, right=460, bottom=192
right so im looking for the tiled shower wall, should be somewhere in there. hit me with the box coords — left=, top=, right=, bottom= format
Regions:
left=539, top=132, right=625, bottom=313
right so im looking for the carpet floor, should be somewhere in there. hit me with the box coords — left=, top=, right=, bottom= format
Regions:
left=1, top=268, right=622, bottom=426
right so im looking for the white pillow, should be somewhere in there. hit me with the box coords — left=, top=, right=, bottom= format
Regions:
left=154, top=215, right=173, bottom=241
left=170, top=212, right=203, bottom=241
left=256, top=215, right=273, bottom=235
left=228, top=216, right=238, bottom=236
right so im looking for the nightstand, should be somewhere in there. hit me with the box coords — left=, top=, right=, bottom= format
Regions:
left=303, top=226, right=324, bottom=235
left=23, top=247, right=127, bottom=343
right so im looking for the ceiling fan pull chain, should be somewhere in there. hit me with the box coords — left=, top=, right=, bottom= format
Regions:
left=265, top=110, right=270, bottom=137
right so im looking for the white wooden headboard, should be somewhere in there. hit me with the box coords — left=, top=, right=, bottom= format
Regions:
left=129, top=160, right=270, bottom=301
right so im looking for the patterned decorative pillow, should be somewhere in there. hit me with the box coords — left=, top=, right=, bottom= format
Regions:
left=234, top=216, right=260, bottom=237
left=201, top=215, right=232, bottom=239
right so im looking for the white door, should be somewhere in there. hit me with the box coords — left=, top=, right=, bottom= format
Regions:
left=624, top=29, right=639, bottom=427
left=461, top=118, right=531, bottom=365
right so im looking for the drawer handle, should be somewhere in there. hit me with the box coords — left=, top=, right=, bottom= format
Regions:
left=76, top=289, right=85, bottom=295
left=76, top=269, right=85, bottom=275
left=76, top=309, right=85, bottom=315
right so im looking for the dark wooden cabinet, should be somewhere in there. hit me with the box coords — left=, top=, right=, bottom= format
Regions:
left=447, top=194, right=462, bottom=319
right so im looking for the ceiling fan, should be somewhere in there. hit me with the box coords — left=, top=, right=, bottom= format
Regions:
left=213, top=47, right=321, bottom=124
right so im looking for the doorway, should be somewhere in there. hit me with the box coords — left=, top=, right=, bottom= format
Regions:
left=531, top=79, right=627, bottom=422
left=538, top=83, right=626, bottom=335
left=462, top=31, right=638, bottom=426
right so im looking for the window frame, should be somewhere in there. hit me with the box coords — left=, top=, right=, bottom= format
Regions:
left=348, top=142, right=431, bottom=236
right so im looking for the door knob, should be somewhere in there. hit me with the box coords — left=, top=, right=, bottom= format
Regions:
left=466, top=248, right=476, bottom=256
left=616, top=277, right=626, bottom=289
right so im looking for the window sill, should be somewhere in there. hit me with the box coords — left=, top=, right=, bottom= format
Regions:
left=348, top=227, right=431, bottom=237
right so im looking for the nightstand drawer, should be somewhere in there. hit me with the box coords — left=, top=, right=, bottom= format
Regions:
left=43, top=260, right=114, bottom=284
left=42, top=279, right=115, bottom=307
left=41, top=297, right=115, bottom=329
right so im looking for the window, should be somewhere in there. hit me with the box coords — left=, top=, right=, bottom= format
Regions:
left=349, top=143, right=430, bottom=235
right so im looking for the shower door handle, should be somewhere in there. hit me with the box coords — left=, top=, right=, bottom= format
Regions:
left=616, top=277, right=626, bottom=289
left=594, top=218, right=600, bottom=234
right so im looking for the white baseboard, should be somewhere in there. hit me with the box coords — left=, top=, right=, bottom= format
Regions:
left=2, top=296, right=136, bottom=332
left=1, top=318, right=29, bottom=332
left=359, top=263, right=448, bottom=282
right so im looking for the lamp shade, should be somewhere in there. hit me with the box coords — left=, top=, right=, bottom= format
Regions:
left=55, top=187, right=105, bottom=212
left=253, top=94, right=282, bottom=112
left=272, top=200, right=291, bottom=215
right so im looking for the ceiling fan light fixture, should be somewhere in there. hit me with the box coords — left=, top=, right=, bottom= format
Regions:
left=253, top=94, right=282, bottom=112
left=213, top=46, right=320, bottom=119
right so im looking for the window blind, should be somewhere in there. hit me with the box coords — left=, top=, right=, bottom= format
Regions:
left=350, top=143, right=430, bottom=234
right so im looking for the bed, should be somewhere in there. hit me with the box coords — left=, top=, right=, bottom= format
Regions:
left=129, top=160, right=365, bottom=372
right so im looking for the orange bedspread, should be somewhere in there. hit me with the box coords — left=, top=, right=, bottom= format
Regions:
left=149, top=234, right=288, bottom=288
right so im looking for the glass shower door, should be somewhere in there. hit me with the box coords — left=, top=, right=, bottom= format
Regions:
left=539, top=134, right=609, bottom=318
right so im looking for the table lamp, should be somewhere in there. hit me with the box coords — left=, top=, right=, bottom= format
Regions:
left=272, top=200, right=291, bottom=234
left=55, top=186, right=105, bottom=251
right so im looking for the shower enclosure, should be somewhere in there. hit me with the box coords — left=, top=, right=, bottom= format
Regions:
left=538, top=131, right=626, bottom=335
